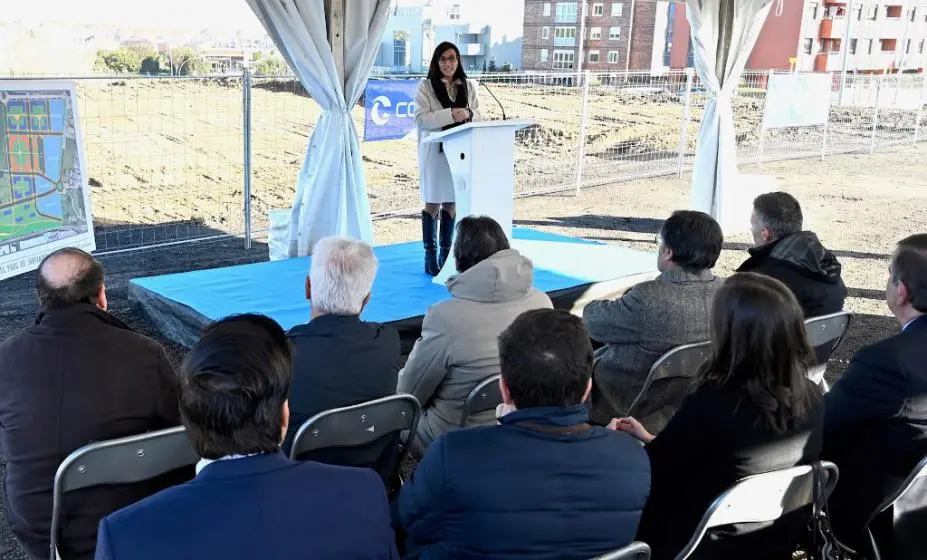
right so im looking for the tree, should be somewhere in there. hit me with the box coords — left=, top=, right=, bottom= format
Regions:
left=140, top=56, right=161, bottom=75
left=255, top=55, right=290, bottom=77
left=171, top=48, right=210, bottom=76
left=500, top=62, right=513, bottom=72
left=482, top=59, right=487, bottom=72
left=488, top=57, right=497, bottom=72
left=94, top=48, right=143, bottom=73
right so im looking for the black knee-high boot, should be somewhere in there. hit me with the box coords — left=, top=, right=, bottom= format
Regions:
left=438, top=209, right=455, bottom=268
left=422, top=211, right=440, bottom=276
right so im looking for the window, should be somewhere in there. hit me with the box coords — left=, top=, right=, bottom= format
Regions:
left=803, top=38, right=814, bottom=55
left=588, top=50, right=600, bottom=63
left=854, top=4, right=862, bottom=20
left=554, top=26, right=577, bottom=46
left=867, top=39, right=874, bottom=54
left=885, top=5, right=902, bottom=18
left=607, top=50, right=619, bottom=63
left=612, top=2, right=624, bottom=17
left=540, top=48, right=549, bottom=62
left=909, top=7, right=916, bottom=21
left=869, top=5, right=878, bottom=20
left=609, top=26, right=621, bottom=40
left=543, top=2, right=551, bottom=17
left=590, top=27, right=602, bottom=40
left=849, top=38, right=857, bottom=54
left=905, top=38, right=912, bottom=54
left=592, top=3, right=604, bottom=16
left=542, top=26, right=550, bottom=39
left=555, top=2, right=579, bottom=23
left=809, top=2, right=819, bottom=19
left=921, top=39, right=925, bottom=54
left=880, top=38, right=897, bottom=52
left=552, top=49, right=575, bottom=69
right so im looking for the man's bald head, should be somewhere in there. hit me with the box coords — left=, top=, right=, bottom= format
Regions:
left=36, top=248, right=105, bottom=310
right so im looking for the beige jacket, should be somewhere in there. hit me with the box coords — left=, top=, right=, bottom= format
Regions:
left=397, top=249, right=553, bottom=451
left=414, top=78, right=482, bottom=203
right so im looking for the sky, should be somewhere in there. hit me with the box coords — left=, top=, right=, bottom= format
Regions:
left=2, top=0, right=526, bottom=39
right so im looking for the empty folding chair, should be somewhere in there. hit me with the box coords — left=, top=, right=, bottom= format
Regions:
left=864, top=454, right=927, bottom=560
left=459, top=374, right=503, bottom=428
left=673, top=461, right=839, bottom=560
left=804, top=311, right=853, bottom=391
left=50, top=426, right=198, bottom=560
left=591, top=541, right=651, bottom=560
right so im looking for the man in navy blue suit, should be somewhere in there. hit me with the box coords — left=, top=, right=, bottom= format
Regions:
left=824, top=234, right=927, bottom=554
left=94, top=314, right=398, bottom=560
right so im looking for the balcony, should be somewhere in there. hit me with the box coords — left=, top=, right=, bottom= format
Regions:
left=814, top=53, right=830, bottom=72
left=554, top=37, right=577, bottom=47
left=819, top=17, right=847, bottom=39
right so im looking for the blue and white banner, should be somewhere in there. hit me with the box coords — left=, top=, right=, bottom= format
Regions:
left=363, top=79, right=419, bottom=142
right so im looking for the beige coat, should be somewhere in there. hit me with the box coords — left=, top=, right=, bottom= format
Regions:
left=397, top=249, right=552, bottom=452
left=414, top=78, right=482, bottom=203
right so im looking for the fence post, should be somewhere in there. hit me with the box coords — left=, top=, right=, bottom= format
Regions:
left=243, top=69, right=253, bottom=250
left=677, top=68, right=694, bottom=178
left=870, top=74, right=883, bottom=154
left=914, top=74, right=927, bottom=145
left=575, top=70, right=591, bottom=196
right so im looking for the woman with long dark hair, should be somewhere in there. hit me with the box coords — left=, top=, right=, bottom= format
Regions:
left=413, top=42, right=482, bottom=275
left=613, top=272, right=825, bottom=560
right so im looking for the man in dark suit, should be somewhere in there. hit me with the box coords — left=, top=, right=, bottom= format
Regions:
left=0, top=248, right=182, bottom=560
left=823, top=234, right=927, bottom=553
left=738, top=191, right=847, bottom=318
left=584, top=210, right=724, bottom=430
left=94, top=314, right=398, bottom=560
left=284, top=236, right=401, bottom=481
left=395, top=309, right=650, bottom=559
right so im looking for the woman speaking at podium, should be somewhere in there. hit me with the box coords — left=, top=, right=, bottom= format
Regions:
left=414, top=42, right=483, bottom=276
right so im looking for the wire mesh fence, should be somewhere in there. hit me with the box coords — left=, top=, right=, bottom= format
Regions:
left=8, top=69, right=923, bottom=254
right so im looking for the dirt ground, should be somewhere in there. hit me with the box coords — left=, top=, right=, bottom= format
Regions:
left=1, top=143, right=925, bottom=558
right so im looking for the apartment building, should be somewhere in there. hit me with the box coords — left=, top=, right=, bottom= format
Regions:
left=668, top=0, right=927, bottom=73
left=521, top=0, right=677, bottom=73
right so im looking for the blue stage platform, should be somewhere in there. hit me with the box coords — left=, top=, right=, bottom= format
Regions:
left=129, top=228, right=658, bottom=348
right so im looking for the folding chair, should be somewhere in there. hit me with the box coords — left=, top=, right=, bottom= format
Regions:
left=626, top=341, right=711, bottom=418
left=50, top=426, right=198, bottom=560
left=864, top=454, right=927, bottom=560
left=804, top=311, right=853, bottom=391
left=289, top=394, right=420, bottom=476
left=591, top=541, right=651, bottom=560
left=673, top=461, right=839, bottom=560
left=459, top=374, right=503, bottom=428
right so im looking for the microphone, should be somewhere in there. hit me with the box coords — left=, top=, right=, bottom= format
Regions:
left=480, top=80, right=508, bottom=121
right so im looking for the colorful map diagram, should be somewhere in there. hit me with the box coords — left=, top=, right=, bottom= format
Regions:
left=0, top=83, right=94, bottom=280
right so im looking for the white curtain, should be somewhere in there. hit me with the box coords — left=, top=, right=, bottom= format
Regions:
left=245, top=0, right=391, bottom=255
left=686, top=0, right=773, bottom=223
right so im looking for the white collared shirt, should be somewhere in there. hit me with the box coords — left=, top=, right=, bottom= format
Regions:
left=902, top=316, right=923, bottom=332
left=195, top=453, right=259, bottom=475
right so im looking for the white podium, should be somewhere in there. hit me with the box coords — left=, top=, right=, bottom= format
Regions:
left=423, top=119, right=534, bottom=284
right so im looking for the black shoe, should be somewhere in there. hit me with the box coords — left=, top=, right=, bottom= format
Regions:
left=422, top=211, right=440, bottom=276
left=438, top=208, right=455, bottom=268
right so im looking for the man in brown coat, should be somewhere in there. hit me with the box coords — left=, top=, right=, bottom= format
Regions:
left=0, top=248, right=182, bottom=560
left=584, top=211, right=724, bottom=430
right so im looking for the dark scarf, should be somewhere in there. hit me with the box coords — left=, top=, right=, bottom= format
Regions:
left=430, top=76, right=469, bottom=151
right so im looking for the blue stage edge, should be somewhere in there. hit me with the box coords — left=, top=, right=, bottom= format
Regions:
left=129, top=228, right=657, bottom=348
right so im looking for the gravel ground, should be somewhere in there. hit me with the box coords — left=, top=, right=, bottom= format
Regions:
left=1, top=144, right=925, bottom=558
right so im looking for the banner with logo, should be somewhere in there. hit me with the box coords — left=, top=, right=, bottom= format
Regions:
left=363, top=79, right=419, bottom=142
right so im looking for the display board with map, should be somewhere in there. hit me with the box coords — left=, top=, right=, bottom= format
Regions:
left=0, top=81, right=94, bottom=281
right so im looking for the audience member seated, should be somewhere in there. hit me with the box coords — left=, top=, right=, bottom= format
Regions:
left=738, top=191, right=847, bottom=318
left=823, top=234, right=927, bottom=554
left=398, top=216, right=552, bottom=453
left=613, top=273, right=824, bottom=560
left=94, top=314, right=397, bottom=560
left=395, top=309, right=650, bottom=559
left=284, top=236, right=401, bottom=482
left=0, top=248, right=182, bottom=560
left=584, top=210, right=723, bottom=429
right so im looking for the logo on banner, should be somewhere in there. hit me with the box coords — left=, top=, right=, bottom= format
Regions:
left=364, top=79, right=420, bottom=142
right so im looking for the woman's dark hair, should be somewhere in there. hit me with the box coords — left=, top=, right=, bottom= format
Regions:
left=660, top=210, right=723, bottom=272
left=697, top=273, right=815, bottom=434
left=179, top=313, right=292, bottom=459
left=454, top=216, right=510, bottom=273
left=427, top=41, right=467, bottom=82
